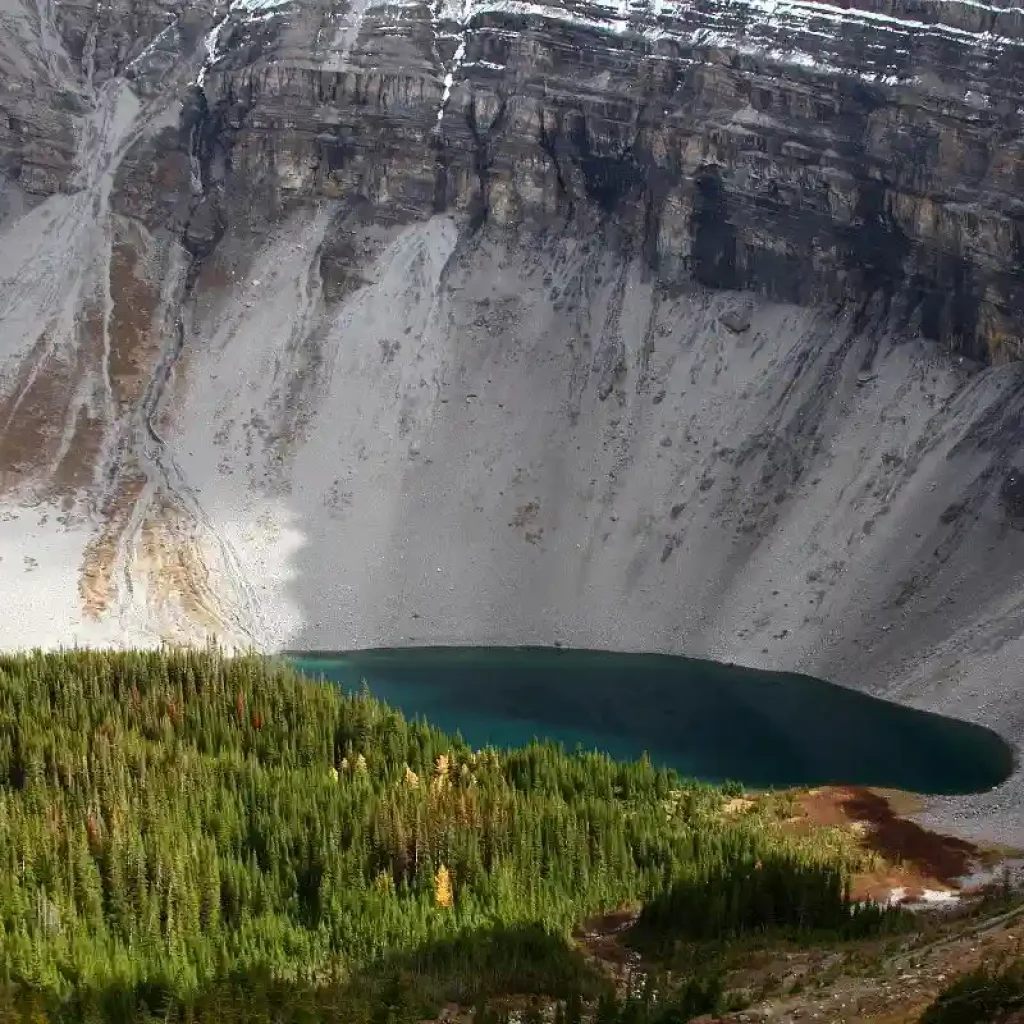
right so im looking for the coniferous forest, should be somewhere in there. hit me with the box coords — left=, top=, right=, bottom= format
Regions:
left=0, top=648, right=901, bottom=1022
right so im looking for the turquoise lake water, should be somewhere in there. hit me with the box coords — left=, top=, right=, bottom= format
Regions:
left=288, top=647, right=1014, bottom=794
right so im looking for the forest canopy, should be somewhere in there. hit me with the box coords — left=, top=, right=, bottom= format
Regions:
left=0, top=648, right=895, bottom=1021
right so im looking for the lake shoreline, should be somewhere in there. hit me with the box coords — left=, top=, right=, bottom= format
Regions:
left=287, top=646, right=1014, bottom=796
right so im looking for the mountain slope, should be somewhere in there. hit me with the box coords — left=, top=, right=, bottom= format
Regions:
left=0, top=0, right=1022, bottom=829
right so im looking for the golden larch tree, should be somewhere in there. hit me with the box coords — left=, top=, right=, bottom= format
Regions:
left=434, top=864, right=453, bottom=908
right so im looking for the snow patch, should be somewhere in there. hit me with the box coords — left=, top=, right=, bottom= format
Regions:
left=196, top=16, right=228, bottom=87
left=321, top=0, right=372, bottom=71
left=234, top=0, right=294, bottom=11
left=437, top=36, right=467, bottom=122
left=432, top=0, right=472, bottom=125
left=395, top=0, right=1024, bottom=49
left=742, top=0, right=1016, bottom=46
left=375, top=0, right=1023, bottom=93
left=195, top=0, right=294, bottom=87
left=125, top=17, right=178, bottom=72
left=881, top=887, right=963, bottom=911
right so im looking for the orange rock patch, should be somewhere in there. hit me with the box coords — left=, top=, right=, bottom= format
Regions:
left=783, top=786, right=992, bottom=903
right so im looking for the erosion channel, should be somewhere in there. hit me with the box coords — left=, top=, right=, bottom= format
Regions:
left=290, top=648, right=1014, bottom=794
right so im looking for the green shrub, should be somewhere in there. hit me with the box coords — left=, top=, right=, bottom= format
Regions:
left=921, top=960, right=1024, bottom=1024
left=633, top=848, right=902, bottom=947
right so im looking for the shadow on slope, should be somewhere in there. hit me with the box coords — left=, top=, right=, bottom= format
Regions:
left=0, top=924, right=607, bottom=1024
left=838, top=789, right=981, bottom=886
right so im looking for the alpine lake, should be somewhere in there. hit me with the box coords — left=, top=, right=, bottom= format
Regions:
left=288, top=647, right=1014, bottom=794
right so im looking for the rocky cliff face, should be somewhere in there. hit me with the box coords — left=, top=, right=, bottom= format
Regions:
left=1, top=0, right=1023, bottom=826
left=10, top=0, right=1024, bottom=354
left=118, top=0, right=1024, bottom=361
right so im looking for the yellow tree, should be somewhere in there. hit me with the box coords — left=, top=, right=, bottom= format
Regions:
left=434, top=864, right=453, bottom=909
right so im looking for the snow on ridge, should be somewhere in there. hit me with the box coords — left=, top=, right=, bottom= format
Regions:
left=489, top=0, right=1013, bottom=89
left=409, top=0, right=1015, bottom=120
left=933, top=0, right=1024, bottom=13
left=742, top=0, right=1017, bottom=45
left=192, top=0, right=1019, bottom=96
left=369, top=0, right=1024, bottom=17
left=410, top=0, right=1023, bottom=50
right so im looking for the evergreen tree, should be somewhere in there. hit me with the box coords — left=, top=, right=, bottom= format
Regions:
left=0, top=648, right=900, bottom=1023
